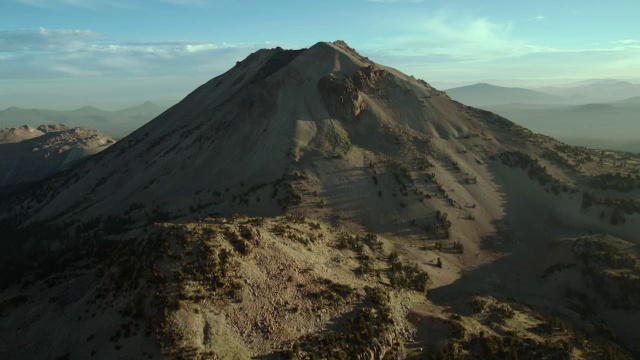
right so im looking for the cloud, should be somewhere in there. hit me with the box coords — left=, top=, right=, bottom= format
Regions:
left=10, top=0, right=132, bottom=8
left=0, top=28, right=100, bottom=52
left=51, top=65, right=102, bottom=76
left=533, top=15, right=545, bottom=21
left=0, top=28, right=279, bottom=81
left=613, top=39, right=639, bottom=45
left=366, top=0, right=425, bottom=2
left=11, top=0, right=200, bottom=8
left=0, top=28, right=261, bottom=56
left=364, top=14, right=550, bottom=62
left=161, top=0, right=204, bottom=4
left=351, top=12, right=640, bottom=85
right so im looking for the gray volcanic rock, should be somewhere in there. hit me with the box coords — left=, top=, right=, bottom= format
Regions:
left=37, top=124, right=70, bottom=133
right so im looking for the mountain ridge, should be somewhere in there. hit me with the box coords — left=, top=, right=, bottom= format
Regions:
left=445, top=82, right=563, bottom=106
left=3, top=40, right=639, bottom=259
left=0, top=101, right=168, bottom=139
left=2, top=41, right=483, bottom=225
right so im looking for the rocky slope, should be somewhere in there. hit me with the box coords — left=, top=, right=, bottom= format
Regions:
left=0, top=41, right=638, bottom=359
left=0, top=125, right=44, bottom=144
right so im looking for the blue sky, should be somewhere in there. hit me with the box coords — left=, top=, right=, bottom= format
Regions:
left=2, top=0, right=640, bottom=109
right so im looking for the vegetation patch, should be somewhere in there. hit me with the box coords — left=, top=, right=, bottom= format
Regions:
left=499, top=151, right=555, bottom=186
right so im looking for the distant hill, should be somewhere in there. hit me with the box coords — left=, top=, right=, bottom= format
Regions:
left=484, top=100, right=640, bottom=151
left=0, top=101, right=168, bottom=139
left=539, top=79, right=640, bottom=102
left=617, top=96, right=640, bottom=104
left=445, top=83, right=563, bottom=106
left=558, top=137, right=640, bottom=153
left=0, top=124, right=115, bottom=186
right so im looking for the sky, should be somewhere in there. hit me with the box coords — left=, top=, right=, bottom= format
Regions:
left=2, top=0, right=640, bottom=109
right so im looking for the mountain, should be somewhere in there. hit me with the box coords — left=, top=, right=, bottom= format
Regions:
left=1, top=41, right=639, bottom=359
left=484, top=100, right=640, bottom=150
left=617, top=96, right=640, bottom=104
left=0, top=101, right=168, bottom=139
left=0, top=125, right=44, bottom=144
left=445, top=83, right=564, bottom=106
left=555, top=137, right=640, bottom=153
left=0, top=124, right=115, bottom=187
left=539, top=79, right=640, bottom=102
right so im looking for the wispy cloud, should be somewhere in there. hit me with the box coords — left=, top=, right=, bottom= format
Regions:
left=161, top=0, right=204, bottom=5
left=365, top=14, right=551, bottom=62
left=353, top=12, right=640, bottom=85
left=366, top=0, right=425, bottom=2
left=11, top=0, right=132, bottom=8
left=51, top=65, right=103, bottom=76
left=613, top=39, right=639, bottom=44
left=0, top=28, right=279, bottom=81
left=0, top=28, right=100, bottom=52
left=533, top=15, right=545, bottom=21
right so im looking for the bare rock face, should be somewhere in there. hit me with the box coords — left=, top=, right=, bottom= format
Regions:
left=318, top=74, right=364, bottom=120
left=37, top=124, right=70, bottom=133
left=318, top=65, right=392, bottom=121
left=352, top=65, right=388, bottom=93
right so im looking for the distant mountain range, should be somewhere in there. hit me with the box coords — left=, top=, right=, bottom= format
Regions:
left=444, top=82, right=640, bottom=152
left=538, top=79, right=640, bottom=101
left=445, top=83, right=565, bottom=106
left=0, top=101, right=169, bottom=139
left=484, top=100, right=640, bottom=152
left=617, top=96, right=640, bottom=104
left=446, top=80, right=640, bottom=107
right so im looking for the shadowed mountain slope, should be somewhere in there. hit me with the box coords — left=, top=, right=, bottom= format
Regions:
left=0, top=125, right=115, bottom=186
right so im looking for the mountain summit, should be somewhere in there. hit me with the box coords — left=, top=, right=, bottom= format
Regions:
left=3, top=38, right=638, bottom=275
left=1, top=41, right=639, bottom=359
left=2, top=41, right=492, bottom=224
